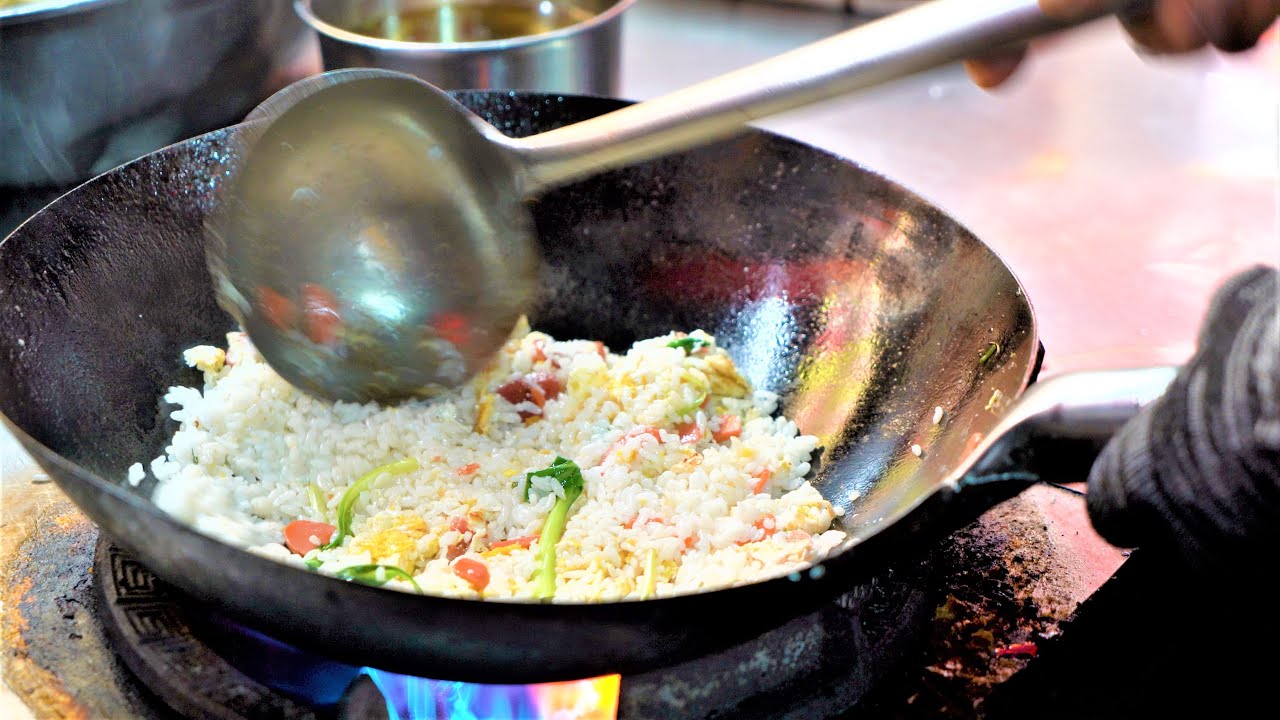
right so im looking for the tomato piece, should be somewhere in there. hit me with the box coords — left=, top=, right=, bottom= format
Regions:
left=257, top=286, right=297, bottom=330
left=453, top=557, right=490, bottom=592
left=751, top=468, right=773, bottom=494
left=712, top=414, right=742, bottom=443
left=497, top=373, right=563, bottom=420
left=456, top=463, right=480, bottom=476
left=300, top=283, right=342, bottom=345
left=444, top=517, right=472, bottom=560
left=526, top=381, right=547, bottom=408
left=496, top=378, right=528, bottom=405
left=528, top=372, right=563, bottom=401
left=754, top=514, right=778, bottom=537
left=737, top=514, right=778, bottom=545
left=446, top=540, right=469, bottom=560
left=284, top=520, right=336, bottom=556
left=489, top=534, right=538, bottom=550
left=604, top=427, right=663, bottom=462
left=675, top=421, right=703, bottom=444
left=430, top=311, right=471, bottom=347
left=496, top=378, right=540, bottom=420
left=623, top=515, right=663, bottom=530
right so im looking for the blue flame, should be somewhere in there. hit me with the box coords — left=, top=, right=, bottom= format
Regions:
left=362, top=667, right=540, bottom=720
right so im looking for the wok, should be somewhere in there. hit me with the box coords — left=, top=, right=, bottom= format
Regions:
left=0, top=91, right=1173, bottom=683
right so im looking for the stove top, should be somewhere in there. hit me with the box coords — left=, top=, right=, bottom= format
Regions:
left=41, top=526, right=937, bottom=720
left=3, top=473, right=1135, bottom=720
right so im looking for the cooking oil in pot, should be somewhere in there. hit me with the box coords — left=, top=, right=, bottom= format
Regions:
left=352, top=1, right=596, bottom=43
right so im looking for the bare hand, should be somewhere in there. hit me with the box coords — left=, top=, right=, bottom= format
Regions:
left=964, top=0, right=1279, bottom=89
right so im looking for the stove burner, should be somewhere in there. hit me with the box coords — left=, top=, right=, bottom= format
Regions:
left=94, top=541, right=318, bottom=720
left=93, top=537, right=934, bottom=719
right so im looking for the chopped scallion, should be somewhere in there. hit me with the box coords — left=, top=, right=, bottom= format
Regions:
left=322, top=458, right=419, bottom=550
left=335, top=564, right=423, bottom=594
left=307, top=483, right=327, bottom=521
left=667, top=336, right=711, bottom=353
left=979, top=341, right=1000, bottom=364
left=523, top=456, right=585, bottom=599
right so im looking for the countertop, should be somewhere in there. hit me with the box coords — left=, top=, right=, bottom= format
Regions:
left=620, top=0, right=1276, bottom=374
left=3, top=1, right=1277, bottom=717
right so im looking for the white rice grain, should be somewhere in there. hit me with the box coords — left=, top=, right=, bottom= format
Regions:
left=147, top=327, right=849, bottom=602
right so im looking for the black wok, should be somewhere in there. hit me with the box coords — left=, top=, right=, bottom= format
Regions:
left=0, top=91, right=1172, bottom=683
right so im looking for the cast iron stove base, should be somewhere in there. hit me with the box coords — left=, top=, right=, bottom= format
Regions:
left=93, top=537, right=934, bottom=720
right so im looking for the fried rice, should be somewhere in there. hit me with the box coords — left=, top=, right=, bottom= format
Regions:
left=143, top=321, right=846, bottom=602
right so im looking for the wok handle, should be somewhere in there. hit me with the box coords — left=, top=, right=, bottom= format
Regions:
left=504, top=0, right=1142, bottom=192
left=960, top=366, right=1178, bottom=486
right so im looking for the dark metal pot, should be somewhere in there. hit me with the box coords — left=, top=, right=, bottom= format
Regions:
left=0, top=0, right=319, bottom=187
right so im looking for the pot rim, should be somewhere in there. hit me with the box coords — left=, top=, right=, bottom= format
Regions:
left=0, top=0, right=131, bottom=25
left=295, top=0, right=637, bottom=54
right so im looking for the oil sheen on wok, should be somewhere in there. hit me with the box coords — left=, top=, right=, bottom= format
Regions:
left=141, top=319, right=847, bottom=602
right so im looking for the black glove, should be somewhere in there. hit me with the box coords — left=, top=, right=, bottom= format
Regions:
left=1086, top=265, right=1280, bottom=569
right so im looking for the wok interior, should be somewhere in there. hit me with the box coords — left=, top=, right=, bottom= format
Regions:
left=0, top=92, right=1035, bottom=558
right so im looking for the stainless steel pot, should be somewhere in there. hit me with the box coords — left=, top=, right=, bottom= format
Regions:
left=0, top=0, right=320, bottom=188
left=296, top=0, right=635, bottom=94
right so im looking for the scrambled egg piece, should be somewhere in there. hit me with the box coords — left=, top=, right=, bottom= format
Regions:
left=699, top=354, right=749, bottom=398
left=352, top=515, right=433, bottom=574
left=183, top=345, right=225, bottom=374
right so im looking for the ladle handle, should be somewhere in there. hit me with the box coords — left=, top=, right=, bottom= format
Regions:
left=505, top=0, right=1141, bottom=193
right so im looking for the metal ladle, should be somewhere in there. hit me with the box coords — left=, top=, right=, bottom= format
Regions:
left=206, top=0, right=1135, bottom=404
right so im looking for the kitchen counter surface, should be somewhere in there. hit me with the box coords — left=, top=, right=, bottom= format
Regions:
left=623, top=0, right=1276, bottom=375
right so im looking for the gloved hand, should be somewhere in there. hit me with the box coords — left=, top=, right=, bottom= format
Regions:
left=1085, top=266, right=1279, bottom=569
left=964, top=0, right=1279, bottom=88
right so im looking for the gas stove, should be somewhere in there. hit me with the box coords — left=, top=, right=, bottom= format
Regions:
left=8, top=448, right=1276, bottom=720
left=4, top=466, right=1127, bottom=720
left=92, top=536, right=931, bottom=719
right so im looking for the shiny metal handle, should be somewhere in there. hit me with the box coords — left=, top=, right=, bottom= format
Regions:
left=502, top=0, right=1135, bottom=193
left=961, top=366, right=1178, bottom=486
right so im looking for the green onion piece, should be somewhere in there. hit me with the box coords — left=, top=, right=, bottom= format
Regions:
left=522, top=455, right=583, bottom=503
left=322, top=457, right=419, bottom=550
left=524, top=457, right=585, bottom=600
left=667, top=337, right=711, bottom=353
left=674, top=373, right=710, bottom=416
left=307, top=483, right=327, bottom=521
left=304, top=558, right=322, bottom=570
left=335, top=564, right=424, bottom=594
left=640, top=548, right=658, bottom=600
left=979, top=341, right=1000, bottom=364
